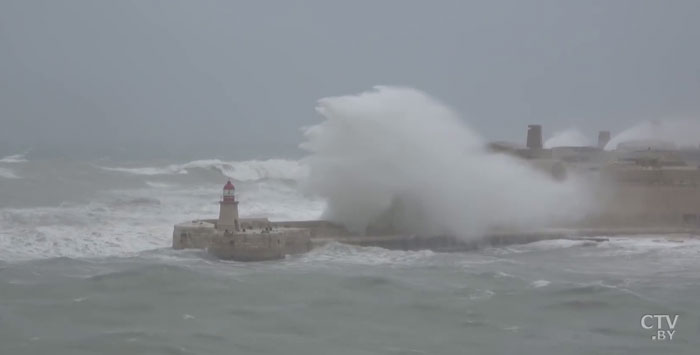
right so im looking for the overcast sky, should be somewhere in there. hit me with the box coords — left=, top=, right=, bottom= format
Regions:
left=1, top=0, right=699, bottom=159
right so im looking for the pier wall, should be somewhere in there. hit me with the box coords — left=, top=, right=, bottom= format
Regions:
left=173, top=222, right=217, bottom=249
left=208, top=229, right=312, bottom=261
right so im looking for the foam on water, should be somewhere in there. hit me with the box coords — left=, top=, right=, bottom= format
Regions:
left=491, top=237, right=700, bottom=259
left=500, top=239, right=594, bottom=254
left=0, top=201, right=178, bottom=261
left=531, top=280, right=551, bottom=288
left=145, top=181, right=176, bottom=189
left=0, top=168, right=323, bottom=261
left=0, top=167, right=19, bottom=179
left=0, top=153, right=25, bottom=179
left=297, top=242, right=436, bottom=266
left=593, top=236, right=700, bottom=257
left=101, top=165, right=187, bottom=176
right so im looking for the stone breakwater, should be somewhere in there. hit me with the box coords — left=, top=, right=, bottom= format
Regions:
left=174, top=218, right=700, bottom=261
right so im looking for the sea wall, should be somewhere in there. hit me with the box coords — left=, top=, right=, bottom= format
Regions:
left=316, top=226, right=699, bottom=253
left=173, top=222, right=217, bottom=249
left=239, top=218, right=272, bottom=230
left=581, top=173, right=700, bottom=228
left=208, top=229, right=312, bottom=261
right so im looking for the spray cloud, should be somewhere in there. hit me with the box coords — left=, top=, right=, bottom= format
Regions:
left=301, top=87, right=592, bottom=238
left=544, top=129, right=592, bottom=148
left=606, top=119, right=700, bottom=150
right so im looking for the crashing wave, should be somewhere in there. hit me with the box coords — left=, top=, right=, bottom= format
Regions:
left=100, top=158, right=308, bottom=181
left=301, top=86, right=593, bottom=237
left=0, top=167, right=20, bottom=179
left=0, top=153, right=28, bottom=164
left=100, top=165, right=187, bottom=176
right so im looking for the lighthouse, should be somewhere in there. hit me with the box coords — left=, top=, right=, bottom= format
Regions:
left=217, top=180, right=239, bottom=232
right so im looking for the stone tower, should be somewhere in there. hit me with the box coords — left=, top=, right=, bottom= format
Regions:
left=526, top=124, right=543, bottom=150
left=217, top=180, right=239, bottom=232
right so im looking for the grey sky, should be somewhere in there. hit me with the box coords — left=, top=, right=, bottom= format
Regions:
left=1, top=0, right=699, bottom=159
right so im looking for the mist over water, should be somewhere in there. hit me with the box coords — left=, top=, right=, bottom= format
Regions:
left=301, top=87, right=593, bottom=237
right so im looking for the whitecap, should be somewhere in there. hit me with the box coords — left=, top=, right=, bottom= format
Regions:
left=591, top=236, right=700, bottom=259
left=0, top=167, right=19, bottom=179
left=296, top=242, right=435, bottom=266
left=515, top=239, right=591, bottom=251
left=468, top=288, right=495, bottom=300
left=101, top=165, right=186, bottom=176
left=100, top=158, right=308, bottom=181
left=145, top=181, right=175, bottom=189
left=0, top=174, right=323, bottom=261
left=531, top=280, right=551, bottom=288
left=493, top=239, right=591, bottom=255
left=0, top=153, right=28, bottom=163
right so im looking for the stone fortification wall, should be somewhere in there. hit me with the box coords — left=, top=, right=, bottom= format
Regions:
left=581, top=168, right=700, bottom=228
left=208, top=229, right=311, bottom=261
left=173, top=222, right=218, bottom=249
left=239, top=218, right=272, bottom=230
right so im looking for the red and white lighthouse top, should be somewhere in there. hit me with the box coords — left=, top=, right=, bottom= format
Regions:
left=222, top=180, right=236, bottom=202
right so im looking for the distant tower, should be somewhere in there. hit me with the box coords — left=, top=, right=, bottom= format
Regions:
left=526, top=124, right=543, bottom=150
left=598, top=131, right=611, bottom=149
left=217, top=180, right=239, bottom=232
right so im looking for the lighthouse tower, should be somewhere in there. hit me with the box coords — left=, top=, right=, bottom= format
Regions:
left=217, top=180, right=239, bottom=232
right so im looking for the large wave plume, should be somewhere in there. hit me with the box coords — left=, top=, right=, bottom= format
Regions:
left=301, top=86, right=593, bottom=238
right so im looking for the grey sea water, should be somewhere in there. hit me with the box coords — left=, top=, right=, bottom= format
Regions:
left=2, top=156, right=700, bottom=354
left=3, top=240, right=700, bottom=355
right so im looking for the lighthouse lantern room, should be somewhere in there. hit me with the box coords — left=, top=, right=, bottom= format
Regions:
left=222, top=180, right=235, bottom=201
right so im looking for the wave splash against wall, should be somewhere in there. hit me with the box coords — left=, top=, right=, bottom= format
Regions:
left=301, top=86, right=592, bottom=238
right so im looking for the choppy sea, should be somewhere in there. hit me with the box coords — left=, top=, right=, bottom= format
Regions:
left=1, top=154, right=699, bottom=355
